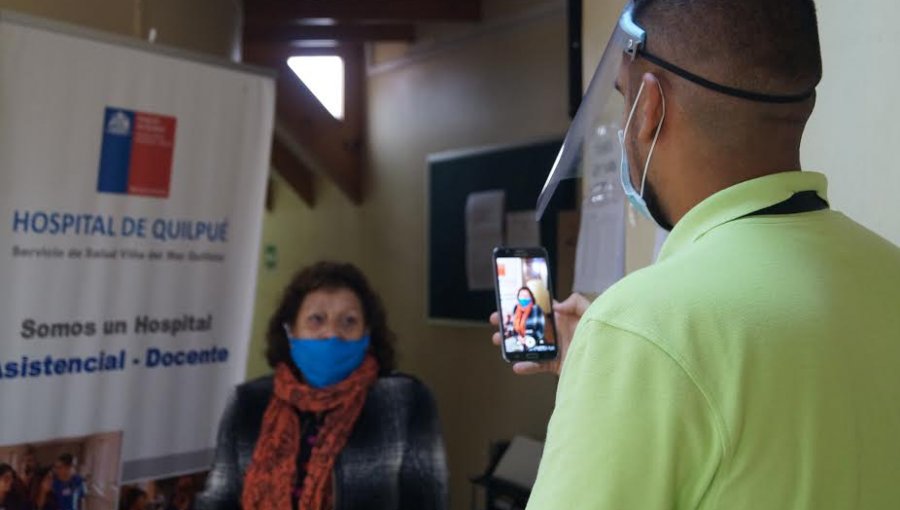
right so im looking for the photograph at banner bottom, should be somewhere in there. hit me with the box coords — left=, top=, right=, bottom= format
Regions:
left=119, top=471, right=208, bottom=510
left=0, top=431, right=123, bottom=510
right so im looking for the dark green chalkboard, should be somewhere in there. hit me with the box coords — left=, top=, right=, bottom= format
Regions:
left=427, top=139, right=576, bottom=323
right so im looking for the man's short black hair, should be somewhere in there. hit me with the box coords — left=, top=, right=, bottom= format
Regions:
left=57, top=453, right=74, bottom=467
left=633, top=0, right=822, bottom=96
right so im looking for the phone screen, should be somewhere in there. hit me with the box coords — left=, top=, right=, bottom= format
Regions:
left=494, top=251, right=558, bottom=360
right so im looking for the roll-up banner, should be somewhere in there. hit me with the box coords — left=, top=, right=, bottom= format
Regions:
left=0, top=11, right=275, bottom=508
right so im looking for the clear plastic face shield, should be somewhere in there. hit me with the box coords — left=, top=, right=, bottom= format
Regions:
left=535, top=1, right=818, bottom=220
left=535, top=1, right=644, bottom=220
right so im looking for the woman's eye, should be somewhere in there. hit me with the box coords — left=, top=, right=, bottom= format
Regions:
left=307, top=314, right=324, bottom=325
left=342, top=316, right=359, bottom=328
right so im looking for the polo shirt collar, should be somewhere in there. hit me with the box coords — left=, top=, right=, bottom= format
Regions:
left=657, top=171, right=829, bottom=261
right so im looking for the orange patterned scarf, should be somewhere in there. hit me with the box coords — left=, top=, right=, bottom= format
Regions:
left=513, top=302, right=533, bottom=337
left=242, top=356, right=379, bottom=510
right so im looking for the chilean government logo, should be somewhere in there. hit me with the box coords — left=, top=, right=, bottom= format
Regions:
left=97, top=107, right=177, bottom=198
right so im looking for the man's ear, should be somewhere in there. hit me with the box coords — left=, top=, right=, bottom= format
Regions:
left=636, top=73, right=665, bottom=143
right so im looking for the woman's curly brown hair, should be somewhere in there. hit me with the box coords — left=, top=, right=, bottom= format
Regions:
left=265, top=261, right=396, bottom=375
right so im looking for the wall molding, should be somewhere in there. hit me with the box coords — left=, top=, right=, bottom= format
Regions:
left=367, top=0, right=565, bottom=77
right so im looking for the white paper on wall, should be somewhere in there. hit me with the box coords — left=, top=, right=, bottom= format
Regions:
left=573, top=125, right=626, bottom=295
left=465, top=190, right=505, bottom=291
left=505, top=210, right=541, bottom=248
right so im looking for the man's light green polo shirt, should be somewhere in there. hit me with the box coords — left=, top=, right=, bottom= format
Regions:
left=527, top=172, right=900, bottom=509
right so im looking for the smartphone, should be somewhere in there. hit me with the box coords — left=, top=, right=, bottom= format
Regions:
left=492, top=246, right=559, bottom=363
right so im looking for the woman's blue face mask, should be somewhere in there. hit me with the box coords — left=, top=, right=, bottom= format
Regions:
left=284, top=324, right=370, bottom=388
left=519, top=297, right=532, bottom=307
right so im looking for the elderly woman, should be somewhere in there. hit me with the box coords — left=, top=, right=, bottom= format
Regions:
left=503, top=287, right=546, bottom=349
left=197, top=262, right=447, bottom=510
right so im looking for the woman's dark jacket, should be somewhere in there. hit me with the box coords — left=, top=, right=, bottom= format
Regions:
left=196, top=373, right=448, bottom=510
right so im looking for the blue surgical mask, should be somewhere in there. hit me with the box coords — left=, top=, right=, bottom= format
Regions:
left=618, top=80, right=666, bottom=223
left=518, top=297, right=531, bottom=307
left=284, top=325, right=371, bottom=388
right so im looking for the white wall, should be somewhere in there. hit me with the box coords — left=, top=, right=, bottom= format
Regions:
left=801, top=0, right=900, bottom=245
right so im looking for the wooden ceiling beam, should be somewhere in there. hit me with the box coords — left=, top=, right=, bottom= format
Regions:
left=270, top=134, right=316, bottom=206
left=245, top=44, right=366, bottom=204
left=275, top=71, right=362, bottom=204
left=243, top=43, right=343, bottom=61
left=245, top=0, right=480, bottom=23
left=245, top=23, right=416, bottom=43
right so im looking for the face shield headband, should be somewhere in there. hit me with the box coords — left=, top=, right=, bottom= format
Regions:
left=535, top=1, right=820, bottom=220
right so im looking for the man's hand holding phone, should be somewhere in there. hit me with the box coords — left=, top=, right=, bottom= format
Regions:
left=491, top=293, right=591, bottom=376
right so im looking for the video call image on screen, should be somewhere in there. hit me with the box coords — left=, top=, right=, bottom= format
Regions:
left=496, top=257, right=557, bottom=353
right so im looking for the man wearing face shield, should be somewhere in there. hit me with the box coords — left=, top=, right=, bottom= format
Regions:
left=504, top=0, right=900, bottom=508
